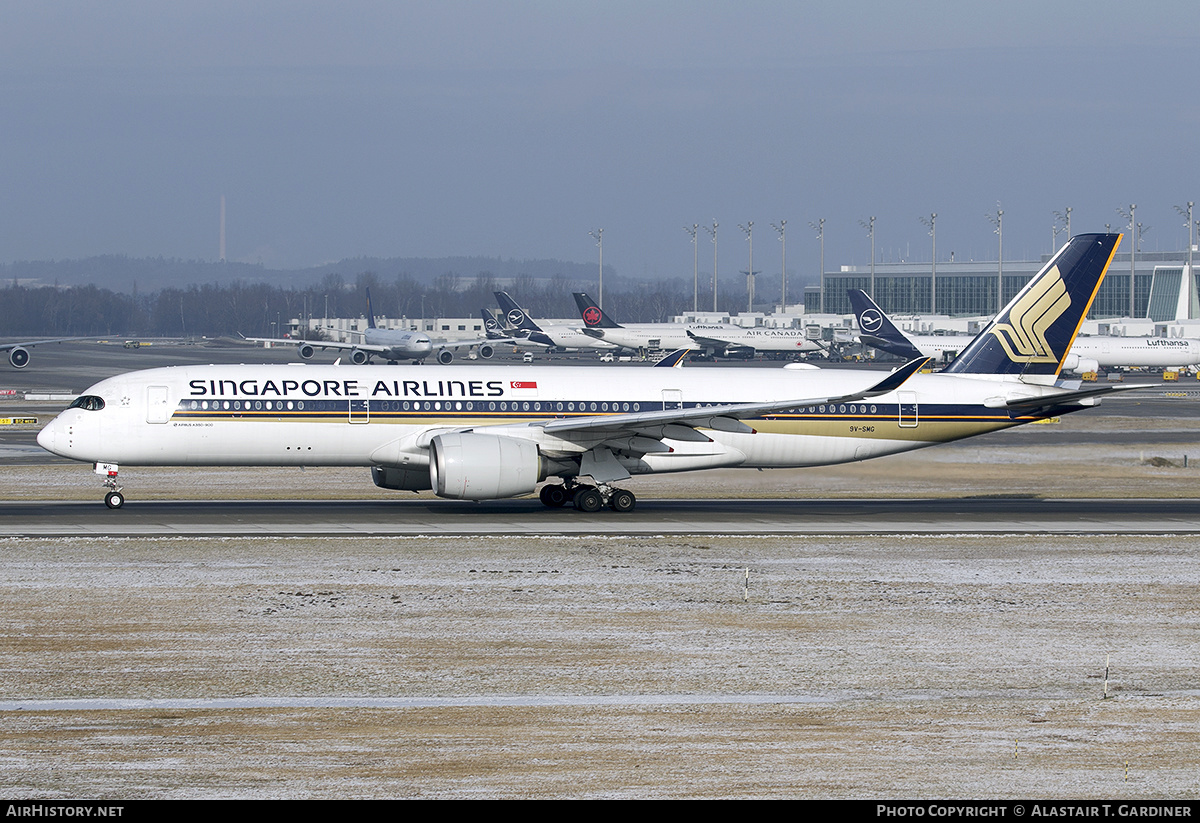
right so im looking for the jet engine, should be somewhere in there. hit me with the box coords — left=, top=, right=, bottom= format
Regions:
left=371, top=466, right=432, bottom=492
left=429, top=433, right=541, bottom=500
left=350, top=348, right=369, bottom=365
left=298, top=344, right=315, bottom=360
left=437, top=350, right=454, bottom=364
left=1062, top=353, right=1099, bottom=374
left=9, top=347, right=30, bottom=368
left=478, top=344, right=494, bottom=359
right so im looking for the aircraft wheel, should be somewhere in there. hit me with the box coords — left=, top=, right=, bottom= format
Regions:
left=539, top=484, right=568, bottom=508
left=104, top=491, right=125, bottom=510
left=609, top=489, right=636, bottom=512
left=573, top=487, right=603, bottom=513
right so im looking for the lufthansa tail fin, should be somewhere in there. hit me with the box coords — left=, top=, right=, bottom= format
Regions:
left=573, top=292, right=622, bottom=329
left=943, top=233, right=1121, bottom=378
left=494, top=292, right=543, bottom=332
left=481, top=308, right=505, bottom=338
left=848, top=289, right=924, bottom=360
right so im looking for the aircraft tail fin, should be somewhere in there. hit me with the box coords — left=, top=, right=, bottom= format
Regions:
left=573, top=292, right=622, bottom=329
left=481, top=308, right=505, bottom=338
left=848, top=289, right=924, bottom=360
left=494, top=292, right=543, bottom=332
left=365, top=288, right=378, bottom=330
left=943, top=233, right=1121, bottom=377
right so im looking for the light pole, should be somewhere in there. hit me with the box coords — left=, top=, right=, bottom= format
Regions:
left=771, top=220, right=787, bottom=311
left=859, top=216, right=876, bottom=297
left=1053, top=207, right=1072, bottom=251
left=589, top=228, right=604, bottom=309
left=987, top=205, right=1003, bottom=313
left=739, top=222, right=754, bottom=313
left=704, top=220, right=718, bottom=311
left=810, top=218, right=825, bottom=313
left=1174, top=202, right=1195, bottom=319
left=920, top=213, right=936, bottom=314
left=1117, top=205, right=1135, bottom=317
left=684, top=224, right=699, bottom=313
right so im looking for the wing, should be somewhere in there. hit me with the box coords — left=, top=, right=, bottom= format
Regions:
left=0, top=337, right=85, bottom=351
left=240, top=335, right=393, bottom=354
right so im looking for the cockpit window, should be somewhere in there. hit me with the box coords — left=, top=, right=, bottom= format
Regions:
left=68, top=395, right=106, bottom=411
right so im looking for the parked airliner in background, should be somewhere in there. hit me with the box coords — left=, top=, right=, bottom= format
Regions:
left=849, top=288, right=1200, bottom=373
left=848, top=290, right=973, bottom=364
left=40, top=234, right=1138, bottom=511
left=573, top=293, right=824, bottom=359
left=246, top=290, right=512, bottom=365
left=494, top=292, right=617, bottom=352
left=1, top=337, right=86, bottom=369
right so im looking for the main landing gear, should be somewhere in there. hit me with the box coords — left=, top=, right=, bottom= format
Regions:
left=539, top=481, right=636, bottom=513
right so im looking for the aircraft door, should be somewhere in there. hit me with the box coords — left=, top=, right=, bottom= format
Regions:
left=897, top=391, right=918, bottom=428
left=147, top=386, right=171, bottom=424
left=662, top=389, right=683, bottom=410
left=349, top=399, right=370, bottom=424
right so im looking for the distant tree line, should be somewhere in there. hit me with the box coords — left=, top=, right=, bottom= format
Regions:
left=0, top=268, right=791, bottom=338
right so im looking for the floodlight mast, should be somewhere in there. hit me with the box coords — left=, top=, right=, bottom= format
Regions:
left=589, top=229, right=604, bottom=309
left=1052, top=207, right=1072, bottom=252
left=987, top=204, right=1003, bottom=314
left=1174, top=202, right=1195, bottom=319
left=684, top=224, right=699, bottom=313
left=919, top=213, right=936, bottom=314
left=1117, top=205, right=1136, bottom=317
left=858, top=216, right=876, bottom=296
left=704, top=220, right=718, bottom=312
left=738, top=222, right=754, bottom=313
left=771, top=220, right=787, bottom=310
left=809, top=218, right=825, bottom=313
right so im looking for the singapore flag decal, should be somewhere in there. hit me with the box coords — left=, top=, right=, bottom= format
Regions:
left=509, top=380, right=539, bottom=398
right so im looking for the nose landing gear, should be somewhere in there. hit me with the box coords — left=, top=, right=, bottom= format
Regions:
left=95, top=462, right=125, bottom=509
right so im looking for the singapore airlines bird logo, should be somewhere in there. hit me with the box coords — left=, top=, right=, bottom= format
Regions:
left=987, top=266, right=1070, bottom=363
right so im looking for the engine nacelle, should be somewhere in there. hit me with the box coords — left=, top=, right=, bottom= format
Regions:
left=350, top=348, right=369, bottom=365
left=371, top=466, right=433, bottom=492
left=1062, top=353, right=1099, bottom=374
left=437, top=349, right=454, bottom=365
left=9, top=347, right=30, bottom=369
left=478, top=344, right=494, bottom=359
left=429, top=433, right=541, bottom=500
left=297, top=343, right=316, bottom=360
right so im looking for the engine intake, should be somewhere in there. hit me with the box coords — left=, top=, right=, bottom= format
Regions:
left=429, top=433, right=542, bottom=500
left=371, top=466, right=432, bottom=492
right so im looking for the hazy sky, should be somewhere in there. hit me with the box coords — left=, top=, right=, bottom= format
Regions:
left=2, top=1, right=1198, bottom=281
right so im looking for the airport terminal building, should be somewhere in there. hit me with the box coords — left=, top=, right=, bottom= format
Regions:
left=814, top=248, right=1198, bottom=321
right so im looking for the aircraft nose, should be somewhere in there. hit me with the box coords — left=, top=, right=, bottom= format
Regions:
left=417, top=337, right=433, bottom=354
left=36, top=421, right=57, bottom=454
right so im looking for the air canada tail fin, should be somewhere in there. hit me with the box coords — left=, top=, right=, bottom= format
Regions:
left=494, top=291, right=543, bottom=332
left=848, top=289, right=924, bottom=360
left=573, top=292, right=622, bottom=329
left=943, top=233, right=1121, bottom=378
left=365, top=288, right=378, bottom=330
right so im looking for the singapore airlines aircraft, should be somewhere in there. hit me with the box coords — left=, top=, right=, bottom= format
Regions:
left=40, top=234, right=1134, bottom=511
left=849, top=288, right=1200, bottom=373
left=573, top=293, right=823, bottom=358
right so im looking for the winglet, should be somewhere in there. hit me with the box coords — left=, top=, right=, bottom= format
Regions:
left=830, top=356, right=931, bottom=403
left=653, top=349, right=689, bottom=368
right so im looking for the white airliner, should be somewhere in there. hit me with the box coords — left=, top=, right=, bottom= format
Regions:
left=493, top=292, right=618, bottom=352
left=849, top=288, right=1200, bottom=373
left=247, top=290, right=513, bottom=365
left=573, top=293, right=823, bottom=359
left=1, top=337, right=86, bottom=369
left=40, top=234, right=1136, bottom=511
